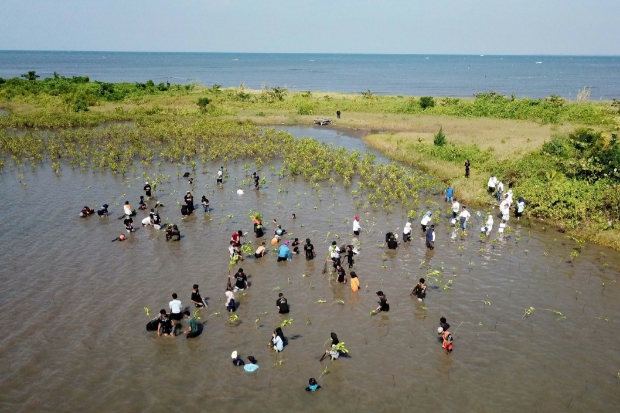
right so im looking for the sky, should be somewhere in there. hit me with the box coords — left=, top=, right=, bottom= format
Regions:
left=1, top=0, right=619, bottom=55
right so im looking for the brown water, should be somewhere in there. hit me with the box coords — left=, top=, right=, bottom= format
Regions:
left=0, top=126, right=619, bottom=413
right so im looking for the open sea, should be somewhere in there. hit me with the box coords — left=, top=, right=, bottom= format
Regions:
left=0, top=51, right=619, bottom=100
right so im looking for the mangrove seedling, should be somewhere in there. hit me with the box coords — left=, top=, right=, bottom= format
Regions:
left=279, top=318, right=293, bottom=328
left=522, top=307, right=535, bottom=320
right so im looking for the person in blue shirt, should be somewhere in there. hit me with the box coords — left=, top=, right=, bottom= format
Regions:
left=306, top=378, right=321, bottom=392
left=445, top=186, right=454, bottom=203
left=244, top=356, right=259, bottom=372
left=277, top=241, right=292, bottom=262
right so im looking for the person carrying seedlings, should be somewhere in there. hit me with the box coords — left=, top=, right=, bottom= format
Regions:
left=276, top=293, right=290, bottom=314
left=97, top=204, right=109, bottom=217
left=425, top=225, right=435, bottom=250
left=451, top=198, right=460, bottom=220
left=229, top=269, right=249, bottom=292
left=231, top=351, right=245, bottom=366
left=183, top=310, right=200, bottom=338
left=166, top=224, right=180, bottom=241
left=277, top=241, right=292, bottom=262
left=255, top=242, right=266, bottom=258
left=157, top=309, right=173, bottom=337
left=403, top=222, right=412, bottom=242
left=304, top=238, right=315, bottom=260
left=375, top=291, right=390, bottom=312
left=411, top=278, right=427, bottom=301
left=143, top=181, right=152, bottom=198
left=458, top=206, right=471, bottom=230
left=191, top=284, right=208, bottom=308
left=225, top=286, right=236, bottom=312
left=329, top=241, right=341, bottom=268
left=350, top=271, right=360, bottom=292
left=306, top=378, right=321, bottom=392
left=184, top=191, right=194, bottom=214
left=464, top=159, right=471, bottom=178
left=201, top=196, right=209, bottom=212
left=253, top=219, right=264, bottom=238
left=352, top=215, right=361, bottom=236
left=271, top=327, right=285, bottom=352
left=253, top=172, right=260, bottom=189
left=123, top=201, right=132, bottom=218
left=487, top=175, right=497, bottom=196
left=421, top=211, right=432, bottom=232
left=320, top=332, right=342, bottom=361
left=336, top=264, right=347, bottom=284
left=445, top=185, right=454, bottom=203
left=438, top=327, right=453, bottom=353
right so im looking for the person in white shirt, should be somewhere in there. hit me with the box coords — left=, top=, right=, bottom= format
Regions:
left=123, top=201, right=132, bottom=217
left=352, top=215, right=361, bottom=236
left=141, top=216, right=152, bottom=226
left=458, top=206, right=471, bottom=230
left=488, top=175, right=497, bottom=195
left=403, top=222, right=412, bottom=242
left=451, top=199, right=460, bottom=219
left=482, top=214, right=494, bottom=236
left=500, top=198, right=510, bottom=223
left=420, top=211, right=432, bottom=232
left=169, top=293, right=183, bottom=321
left=329, top=241, right=341, bottom=268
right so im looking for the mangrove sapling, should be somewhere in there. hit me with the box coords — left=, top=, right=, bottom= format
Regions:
left=279, top=319, right=293, bottom=328
left=144, top=307, right=150, bottom=320
left=522, top=307, right=535, bottom=320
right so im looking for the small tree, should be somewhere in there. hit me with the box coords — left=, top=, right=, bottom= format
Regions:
left=21, top=71, right=40, bottom=81
left=419, top=96, right=435, bottom=109
left=197, top=97, right=211, bottom=111
left=433, top=126, right=447, bottom=146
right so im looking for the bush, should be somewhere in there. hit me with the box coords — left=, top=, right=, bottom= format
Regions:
left=433, top=127, right=447, bottom=146
left=72, top=99, right=88, bottom=112
left=197, top=97, right=211, bottom=110
left=419, top=96, right=435, bottom=109
left=297, top=104, right=313, bottom=115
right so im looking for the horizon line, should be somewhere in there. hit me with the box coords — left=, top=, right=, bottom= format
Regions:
left=1, top=49, right=619, bottom=58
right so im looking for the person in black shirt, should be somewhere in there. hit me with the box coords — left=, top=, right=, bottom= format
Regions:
left=336, top=265, right=347, bottom=284
left=375, top=291, right=390, bottom=312
left=144, top=182, right=152, bottom=198
left=124, top=217, right=134, bottom=233
left=304, top=238, right=315, bottom=260
left=276, top=293, right=290, bottom=314
left=165, top=224, right=180, bottom=241
left=253, top=172, right=260, bottom=189
left=464, top=159, right=471, bottom=178
left=97, top=204, right=109, bottom=217
left=157, top=309, right=173, bottom=337
left=231, top=351, right=245, bottom=366
left=229, top=269, right=249, bottom=292
left=345, top=245, right=355, bottom=268
left=410, top=278, right=427, bottom=301
left=440, top=317, right=450, bottom=332
left=201, top=196, right=209, bottom=212
left=386, top=234, right=399, bottom=249
left=139, top=196, right=146, bottom=210
left=184, top=191, right=194, bottom=214
left=191, top=284, right=208, bottom=308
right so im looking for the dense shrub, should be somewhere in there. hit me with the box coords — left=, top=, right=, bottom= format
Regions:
left=419, top=96, right=435, bottom=109
left=433, top=127, right=447, bottom=146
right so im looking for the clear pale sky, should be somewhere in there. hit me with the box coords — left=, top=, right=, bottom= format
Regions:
left=1, top=0, right=618, bottom=55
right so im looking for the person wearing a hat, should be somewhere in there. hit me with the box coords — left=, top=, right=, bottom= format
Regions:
left=244, top=356, right=259, bottom=372
left=184, top=191, right=194, bottom=214
left=421, top=211, right=432, bottom=232
left=375, top=291, right=390, bottom=312
left=143, top=181, right=152, bottom=198
left=352, top=215, right=361, bottom=236
left=97, top=204, right=109, bottom=217
left=231, top=351, right=245, bottom=366
left=277, top=241, right=292, bottom=262
left=403, top=222, right=412, bottom=242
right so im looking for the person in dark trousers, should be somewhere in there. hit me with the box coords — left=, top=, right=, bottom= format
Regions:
left=157, top=309, right=173, bottom=337
left=253, top=172, right=260, bottom=190
left=231, top=351, right=245, bottom=366
left=425, top=225, right=435, bottom=250
left=336, top=264, right=347, bottom=284
left=276, top=293, right=290, bottom=314
left=97, top=204, right=109, bottom=217
left=345, top=245, right=355, bottom=268
left=229, top=268, right=249, bottom=292
left=144, top=181, right=152, bottom=198
left=183, top=310, right=200, bottom=338
left=304, top=238, right=315, bottom=260
left=464, top=159, right=470, bottom=178
left=169, top=293, right=183, bottom=321
left=184, top=191, right=194, bottom=214
left=375, top=291, right=390, bottom=312
left=201, top=196, right=210, bottom=212
left=139, top=196, right=146, bottom=210
left=411, top=278, right=427, bottom=301
left=336, top=110, right=341, bottom=119
left=191, top=284, right=208, bottom=308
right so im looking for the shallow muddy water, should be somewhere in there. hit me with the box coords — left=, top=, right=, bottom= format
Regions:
left=0, top=127, right=619, bottom=413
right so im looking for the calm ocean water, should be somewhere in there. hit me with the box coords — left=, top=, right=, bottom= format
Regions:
left=0, top=51, right=619, bottom=99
